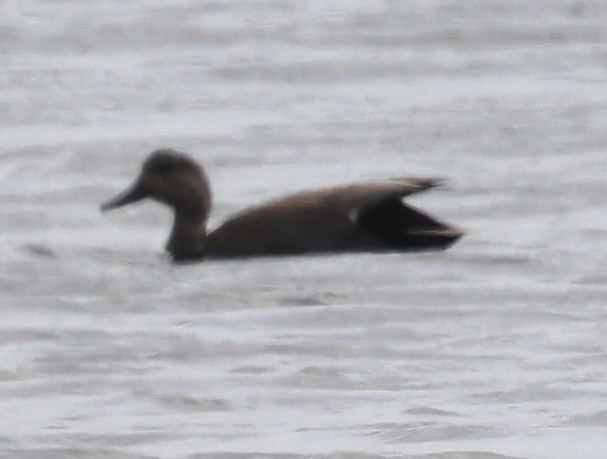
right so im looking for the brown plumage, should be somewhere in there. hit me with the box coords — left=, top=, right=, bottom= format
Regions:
left=101, top=148, right=463, bottom=262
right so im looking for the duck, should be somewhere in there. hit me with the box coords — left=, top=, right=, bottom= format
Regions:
left=100, top=148, right=463, bottom=262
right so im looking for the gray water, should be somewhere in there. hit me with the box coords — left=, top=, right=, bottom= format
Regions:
left=2, top=1, right=607, bottom=458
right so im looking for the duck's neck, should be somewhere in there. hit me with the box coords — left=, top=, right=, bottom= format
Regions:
left=166, top=211, right=208, bottom=262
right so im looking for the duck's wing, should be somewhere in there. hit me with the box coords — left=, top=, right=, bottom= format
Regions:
left=338, top=178, right=462, bottom=251
left=335, top=177, right=445, bottom=221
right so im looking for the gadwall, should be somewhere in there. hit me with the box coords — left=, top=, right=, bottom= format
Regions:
left=101, top=148, right=463, bottom=262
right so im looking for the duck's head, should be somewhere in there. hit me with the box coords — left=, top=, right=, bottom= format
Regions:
left=101, top=148, right=212, bottom=222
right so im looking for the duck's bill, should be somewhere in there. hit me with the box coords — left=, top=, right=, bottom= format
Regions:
left=100, top=181, right=147, bottom=212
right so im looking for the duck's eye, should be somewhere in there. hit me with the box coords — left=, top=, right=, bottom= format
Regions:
left=150, top=157, right=176, bottom=175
